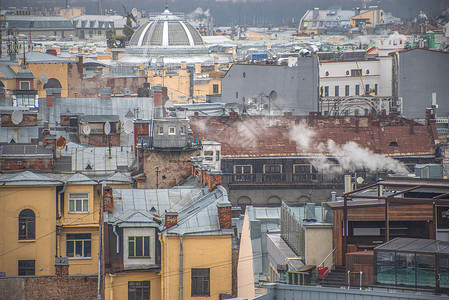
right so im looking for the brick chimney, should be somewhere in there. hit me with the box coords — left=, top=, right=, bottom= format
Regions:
left=217, top=202, right=232, bottom=230
left=55, top=257, right=69, bottom=277
left=207, top=170, right=222, bottom=192
left=103, top=186, right=114, bottom=213
left=46, top=88, right=53, bottom=107
left=165, top=211, right=178, bottom=229
left=77, top=55, right=83, bottom=75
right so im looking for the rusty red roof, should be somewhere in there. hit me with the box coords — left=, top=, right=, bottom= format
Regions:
left=189, top=113, right=437, bottom=158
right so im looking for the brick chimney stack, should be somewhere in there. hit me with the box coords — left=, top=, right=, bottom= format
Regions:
left=165, top=211, right=178, bottom=229
left=217, top=202, right=232, bottom=230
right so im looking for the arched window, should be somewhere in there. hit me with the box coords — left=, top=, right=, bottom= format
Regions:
left=19, top=209, right=35, bottom=240
left=43, top=78, right=62, bottom=89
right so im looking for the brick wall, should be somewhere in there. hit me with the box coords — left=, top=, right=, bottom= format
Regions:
left=0, top=266, right=98, bottom=300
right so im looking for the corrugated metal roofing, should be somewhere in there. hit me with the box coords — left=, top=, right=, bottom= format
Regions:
left=0, top=170, right=63, bottom=185
left=0, top=66, right=17, bottom=78
left=0, top=51, right=76, bottom=64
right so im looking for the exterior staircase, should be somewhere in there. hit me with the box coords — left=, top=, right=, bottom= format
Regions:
left=319, top=265, right=348, bottom=288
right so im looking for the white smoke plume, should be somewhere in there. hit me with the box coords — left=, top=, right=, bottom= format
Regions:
left=188, top=7, right=211, bottom=19
left=289, top=124, right=409, bottom=175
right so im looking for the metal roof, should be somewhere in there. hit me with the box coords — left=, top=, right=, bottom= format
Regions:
left=99, top=172, right=132, bottom=184
left=66, top=173, right=98, bottom=185
left=0, top=65, right=17, bottom=79
left=0, top=51, right=76, bottom=64
left=5, top=15, right=74, bottom=30
left=0, top=170, right=63, bottom=186
left=1, top=144, right=53, bottom=158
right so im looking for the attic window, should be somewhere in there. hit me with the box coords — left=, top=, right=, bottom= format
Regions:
left=85, top=164, right=93, bottom=170
left=242, top=72, right=246, bottom=78
left=150, top=207, right=157, bottom=212
left=366, top=69, right=370, bottom=75
left=389, top=141, right=398, bottom=147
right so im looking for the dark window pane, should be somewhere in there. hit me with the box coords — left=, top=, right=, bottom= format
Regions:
left=67, top=241, right=74, bottom=257
left=144, top=237, right=150, bottom=257
left=28, top=220, right=35, bottom=239
left=136, top=237, right=143, bottom=257
left=18, top=260, right=35, bottom=276
left=75, top=241, right=83, bottom=257
left=84, top=241, right=91, bottom=257
left=129, top=238, right=135, bottom=257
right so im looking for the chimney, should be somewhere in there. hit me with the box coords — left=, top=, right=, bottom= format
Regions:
left=207, top=170, right=222, bottom=191
left=229, top=111, right=239, bottom=120
left=344, top=174, right=352, bottom=193
left=46, top=88, right=53, bottom=107
left=331, top=191, right=336, bottom=202
left=77, top=55, right=83, bottom=75
left=55, top=256, right=69, bottom=277
left=217, top=201, right=232, bottom=229
left=103, top=186, right=114, bottom=213
left=100, top=87, right=112, bottom=98
left=165, top=211, right=178, bottom=229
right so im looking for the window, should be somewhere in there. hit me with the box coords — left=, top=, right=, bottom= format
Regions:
left=235, top=92, right=238, bottom=99
left=355, top=85, right=360, bottom=95
left=216, top=151, right=220, bottom=161
left=179, top=126, right=185, bottom=135
left=345, top=85, right=350, bottom=96
left=128, top=281, right=150, bottom=300
left=365, top=84, right=370, bottom=94
left=20, top=81, right=30, bottom=90
left=168, top=127, right=175, bottom=135
left=351, top=69, right=362, bottom=77
left=204, top=151, right=214, bottom=156
left=15, top=94, right=37, bottom=107
left=293, top=164, right=316, bottom=182
left=234, top=165, right=252, bottom=174
left=191, top=268, right=210, bottom=297
left=264, top=164, right=281, bottom=173
left=157, top=126, right=163, bottom=135
left=66, top=233, right=91, bottom=258
left=213, top=84, right=219, bottom=94
left=334, top=86, right=339, bottom=96
left=18, top=260, right=35, bottom=276
left=375, top=84, right=378, bottom=95
left=69, top=193, right=89, bottom=213
left=19, top=209, right=35, bottom=240
left=324, top=86, right=329, bottom=97
left=128, top=236, right=150, bottom=258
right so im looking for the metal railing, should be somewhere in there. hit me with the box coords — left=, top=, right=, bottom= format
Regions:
left=317, top=247, right=335, bottom=281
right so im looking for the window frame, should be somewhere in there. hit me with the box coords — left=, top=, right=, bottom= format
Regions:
left=263, top=164, right=282, bottom=174
left=18, top=260, right=35, bottom=276
left=20, top=81, right=30, bottom=90
left=345, top=85, right=350, bottom=96
left=19, top=209, right=35, bottom=240
left=68, top=193, right=89, bottom=213
left=324, top=86, right=329, bottom=97
left=191, top=268, right=210, bottom=297
left=234, top=165, right=252, bottom=174
left=66, top=233, right=92, bottom=259
left=128, top=281, right=150, bottom=300
left=128, top=236, right=151, bottom=258
left=168, top=126, right=176, bottom=135
left=212, top=84, right=219, bottom=94
left=334, top=85, right=339, bottom=97
left=157, top=126, right=164, bottom=135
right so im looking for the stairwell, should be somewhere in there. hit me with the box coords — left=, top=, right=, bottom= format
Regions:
left=319, top=265, right=348, bottom=288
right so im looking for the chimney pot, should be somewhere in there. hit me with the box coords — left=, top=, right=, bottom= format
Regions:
left=165, top=211, right=178, bottom=229
left=217, top=202, right=232, bottom=230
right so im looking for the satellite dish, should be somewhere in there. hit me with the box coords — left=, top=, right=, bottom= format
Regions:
left=356, top=177, right=364, bottom=184
left=165, top=100, right=174, bottom=108
left=11, top=110, right=23, bottom=125
left=269, top=90, right=277, bottom=102
left=56, top=136, right=67, bottom=149
left=124, top=119, right=134, bottom=134
left=39, top=74, right=48, bottom=84
left=104, top=121, right=111, bottom=135
left=83, top=125, right=91, bottom=135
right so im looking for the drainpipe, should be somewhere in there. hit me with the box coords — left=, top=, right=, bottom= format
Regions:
left=96, top=223, right=102, bottom=299
left=179, top=235, right=184, bottom=300
left=113, top=224, right=120, bottom=253
left=109, top=273, right=116, bottom=300
left=56, top=184, right=66, bottom=257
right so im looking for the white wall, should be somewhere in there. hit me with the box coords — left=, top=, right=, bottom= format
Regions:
left=123, top=227, right=157, bottom=270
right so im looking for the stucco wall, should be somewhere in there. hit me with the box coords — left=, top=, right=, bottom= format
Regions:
left=304, top=226, right=333, bottom=267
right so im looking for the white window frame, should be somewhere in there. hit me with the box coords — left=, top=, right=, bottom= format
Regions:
left=68, top=193, right=89, bottom=213
left=20, top=81, right=30, bottom=90
left=66, top=233, right=91, bottom=258
left=234, top=165, right=252, bottom=174
left=168, top=126, right=176, bottom=135
left=157, top=126, right=164, bottom=135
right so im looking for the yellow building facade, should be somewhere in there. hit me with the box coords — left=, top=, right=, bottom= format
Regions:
left=0, top=172, right=60, bottom=276
left=351, top=9, right=385, bottom=28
